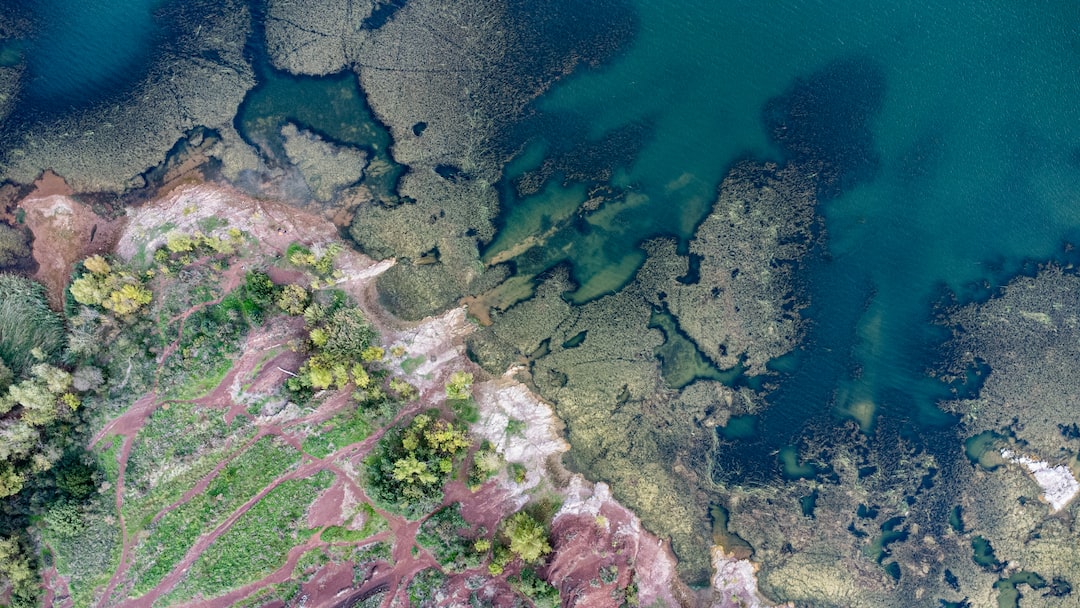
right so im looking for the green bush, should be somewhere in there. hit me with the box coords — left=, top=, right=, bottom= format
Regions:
left=407, top=568, right=448, bottom=608
left=415, top=503, right=481, bottom=572
left=509, top=568, right=561, bottom=608
left=503, top=511, right=552, bottom=563
left=0, top=275, right=65, bottom=375
left=364, top=414, right=472, bottom=518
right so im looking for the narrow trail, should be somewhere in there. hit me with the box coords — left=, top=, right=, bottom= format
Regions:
left=94, top=259, right=251, bottom=607
left=66, top=185, right=556, bottom=607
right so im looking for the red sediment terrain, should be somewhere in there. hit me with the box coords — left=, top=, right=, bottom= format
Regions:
left=34, top=183, right=690, bottom=608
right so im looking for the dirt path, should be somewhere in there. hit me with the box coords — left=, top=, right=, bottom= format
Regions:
left=93, top=254, right=268, bottom=607
left=51, top=183, right=688, bottom=608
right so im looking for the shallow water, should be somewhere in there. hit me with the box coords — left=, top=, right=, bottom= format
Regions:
left=5, top=0, right=1080, bottom=594
left=500, top=0, right=1080, bottom=479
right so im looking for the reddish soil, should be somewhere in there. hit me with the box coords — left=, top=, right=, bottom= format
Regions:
left=15, top=174, right=126, bottom=309
left=38, top=182, right=689, bottom=608
left=306, top=479, right=346, bottom=529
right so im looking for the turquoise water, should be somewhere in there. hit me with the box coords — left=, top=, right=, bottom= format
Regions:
left=18, top=0, right=167, bottom=108
left=501, top=0, right=1080, bottom=478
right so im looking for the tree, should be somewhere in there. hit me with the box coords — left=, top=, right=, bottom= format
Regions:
left=319, top=307, right=376, bottom=360
left=43, top=501, right=86, bottom=538
left=31, top=363, right=72, bottom=394
left=166, top=232, right=197, bottom=253
left=445, top=371, right=473, bottom=400
left=0, top=462, right=25, bottom=499
left=69, top=274, right=108, bottom=306
left=71, top=366, right=104, bottom=392
left=505, top=512, right=552, bottom=563
left=81, top=254, right=111, bottom=275
left=277, top=284, right=309, bottom=315
left=0, top=536, right=34, bottom=600
left=392, top=455, right=438, bottom=485
left=424, top=420, right=471, bottom=455
left=103, top=283, right=152, bottom=315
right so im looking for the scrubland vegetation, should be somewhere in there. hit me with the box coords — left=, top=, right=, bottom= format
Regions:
left=0, top=224, right=564, bottom=607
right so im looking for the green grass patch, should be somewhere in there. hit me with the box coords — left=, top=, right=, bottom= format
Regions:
left=400, top=355, right=426, bottom=375
left=177, top=470, right=333, bottom=599
left=122, top=438, right=252, bottom=534
left=125, top=400, right=252, bottom=511
left=321, top=504, right=388, bottom=543
left=197, top=216, right=229, bottom=233
left=506, top=418, right=526, bottom=437
left=293, top=547, right=330, bottom=582
left=301, top=407, right=372, bottom=459
left=129, top=437, right=301, bottom=595
left=449, top=397, right=479, bottom=424
left=166, top=356, right=234, bottom=401
left=96, top=436, right=123, bottom=483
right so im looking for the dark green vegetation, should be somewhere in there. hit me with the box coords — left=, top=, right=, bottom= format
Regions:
left=509, top=568, right=561, bottom=608
left=406, top=567, right=449, bottom=607
left=0, top=274, right=99, bottom=606
left=1, top=227, right=373, bottom=605
left=0, top=274, right=65, bottom=376
left=0, top=224, right=33, bottom=271
left=364, top=413, right=471, bottom=518
left=0, top=211, right=573, bottom=606
left=415, top=503, right=482, bottom=572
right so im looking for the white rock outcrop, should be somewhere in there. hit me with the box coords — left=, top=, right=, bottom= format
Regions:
left=1001, top=449, right=1080, bottom=512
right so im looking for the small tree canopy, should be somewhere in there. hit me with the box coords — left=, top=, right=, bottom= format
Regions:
left=505, top=512, right=552, bottom=563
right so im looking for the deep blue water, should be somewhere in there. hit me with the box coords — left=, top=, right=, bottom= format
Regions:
left=13, top=0, right=168, bottom=110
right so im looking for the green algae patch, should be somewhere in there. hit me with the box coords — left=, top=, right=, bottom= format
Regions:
left=862, top=516, right=907, bottom=564
left=778, top=446, right=817, bottom=480
left=709, top=504, right=753, bottom=559
left=483, top=180, right=587, bottom=266
left=971, top=536, right=1002, bottom=570
left=994, top=571, right=1046, bottom=608
left=649, top=306, right=741, bottom=389
left=964, top=431, right=1006, bottom=471
left=948, top=505, right=964, bottom=533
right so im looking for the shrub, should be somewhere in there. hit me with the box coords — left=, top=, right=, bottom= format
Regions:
left=445, top=371, right=473, bottom=400
left=504, top=512, right=551, bottom=563
left=0, top=275, right=65, bottom=375
left=415, top=503, right=481, bottom=572
left=509, top=568, right=561, bottom=608
left=364, top=414, right=472, bottom=517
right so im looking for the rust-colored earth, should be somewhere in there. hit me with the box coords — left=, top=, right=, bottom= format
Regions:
left=31, top=182, right=686, bottom=608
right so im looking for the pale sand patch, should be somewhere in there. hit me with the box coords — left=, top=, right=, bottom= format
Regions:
left=1001, top=449, right=1080, bottom=512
